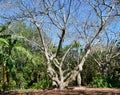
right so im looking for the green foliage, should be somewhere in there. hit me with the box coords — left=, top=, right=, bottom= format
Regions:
left=30, top=79, right=52, bottom=89
left=81, top=44, right=120, bottom=87
left=107, top=77, right=120, bottom=88
left=89, top=75, right=120, bottom=88
left=7, top=78, right=16, bottom=90
left=81, top=55, right=98, bottom=86
left=14, top=46, right=32, bottom=60
left=0, top=22, right=45, bottom=91
left=16, top=73, right=28, bottom=89
left=89, top=75, right=112, bottom=88
left=0, top=38, right=9, bottom=45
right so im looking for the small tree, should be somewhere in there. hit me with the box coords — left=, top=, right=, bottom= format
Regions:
left=0, top=23, right=34, bottom=90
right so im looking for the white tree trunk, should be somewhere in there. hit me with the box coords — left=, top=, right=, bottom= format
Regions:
left=77, top=72, right=81, bottom=86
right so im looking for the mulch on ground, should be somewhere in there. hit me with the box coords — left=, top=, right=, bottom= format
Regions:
left=0, top=87, right=120, bottom=95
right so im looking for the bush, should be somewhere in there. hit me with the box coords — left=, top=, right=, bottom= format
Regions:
left=89, top=75, right=120, bottom=88
left=107, top=77, right=120, bottom=88
left=7, top=78, right=17, bottom=90
left=89, top=75, right=111, bottom=88
left=31, top=79, right=52, bottom=89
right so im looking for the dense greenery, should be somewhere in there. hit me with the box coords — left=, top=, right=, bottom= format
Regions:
left=82, top=44, right=120, bottom=88
left=0, top=22, right=50, bottom=90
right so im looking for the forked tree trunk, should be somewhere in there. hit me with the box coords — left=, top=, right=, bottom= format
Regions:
left=38, top=1, right=114, bottom=89
left=59, top=82, right=66, bottom=90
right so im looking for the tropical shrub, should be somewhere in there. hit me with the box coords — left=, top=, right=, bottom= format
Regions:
left=30, top=79, right=52, bottom=89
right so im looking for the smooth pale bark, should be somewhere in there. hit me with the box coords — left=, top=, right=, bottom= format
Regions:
left=77, top=72, right=81, bottom=86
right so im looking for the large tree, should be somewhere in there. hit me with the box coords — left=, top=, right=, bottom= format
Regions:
left=0, top=0, right=119, bottom=89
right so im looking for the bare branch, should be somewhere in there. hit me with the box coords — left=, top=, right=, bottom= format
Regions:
left=85, top=6, right=114, bottom=53
left=90, top=53, right=101, bottom=67
left=55, top=28, right=66, bottom=57
left=61, top=42, right=75, bottom=65
left=53, top=58, right=60, bottom=68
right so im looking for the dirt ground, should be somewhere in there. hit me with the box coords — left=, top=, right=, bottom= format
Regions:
left=0, top=87, right=120, bottom=95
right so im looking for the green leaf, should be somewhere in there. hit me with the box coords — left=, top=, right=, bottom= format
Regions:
left=14, top=46, right=32, bottom=60
left=0, top=38, right=9, bottom=46
left=0, top=27, right=2, bottom=31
